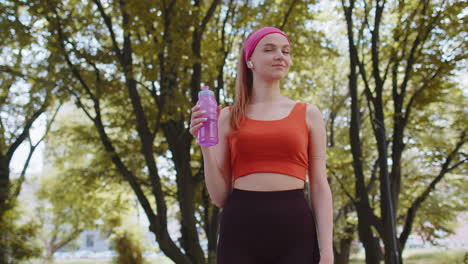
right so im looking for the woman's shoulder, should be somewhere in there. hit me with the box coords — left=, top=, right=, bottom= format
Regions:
left=297, top=102, right=323, bottom=132
left=298, top=101, right=321, bottom=116
left=219, top=106, right=233, bottom=127
left=220, top=106, right=233, bottom=117
left=304, top=102, right=321, bottom=114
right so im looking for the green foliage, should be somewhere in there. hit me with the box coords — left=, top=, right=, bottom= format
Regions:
left=110, top=229, right=144, bottom=264
left=0, top=0, right=465, bottom=263
left=0, top=2, right=61, bottom=263
left=35, top=103, right=136, bottom=259
left=350, top=248, right=468, bottom=264
left=0, top=199, right=42, bottom=262
left=103, top=210, right=147, bottom=264
left=336, top=2, right=467, bottom=263
left=398, top=92, right=467, bottom=243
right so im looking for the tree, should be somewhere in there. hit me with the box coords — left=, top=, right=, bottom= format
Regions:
left=0, top=201, right=42, bottom=263
left=35, top=102, right=142, bottom=261
left=23, top=0, right=326, bottom=263
left=106, top=216, right=145, bottom=264
left=340, top=0, right=466, bottom=263
left=0, top=1, right=61, bottom=262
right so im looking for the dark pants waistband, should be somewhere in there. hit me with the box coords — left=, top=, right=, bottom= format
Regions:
left=230, top=187, right=306, bottom=201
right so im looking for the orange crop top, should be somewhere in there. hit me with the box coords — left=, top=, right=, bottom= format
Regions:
left=228, top=102, right=309, bottom=182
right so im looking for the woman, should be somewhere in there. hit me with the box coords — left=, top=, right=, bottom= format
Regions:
left=189, top=27, right=333, bottom=264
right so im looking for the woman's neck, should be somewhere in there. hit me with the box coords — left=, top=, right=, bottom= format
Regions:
left=250, top=78, right=284, bottom=104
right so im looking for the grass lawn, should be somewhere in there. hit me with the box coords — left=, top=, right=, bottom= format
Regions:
left=24, top=248, right=467, bottom=264
left=350, top=248, right=467, bottom=264
left=22, top=256, right=174, bottom=264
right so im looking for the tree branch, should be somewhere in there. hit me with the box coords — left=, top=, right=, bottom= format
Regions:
left=50, top=228, right=83, bottom=255
left=6, top=103, right=46, bottom=162
left=399, top=1, right=443, bottom=103
left=399, top=130, right=466, bottom=248
left=13, top=104, right=62, bottom=198
left=334, top=200, right=355, bottom=226
left=332, top=171, right=356, bottom=204
left=48, top=1, right=159, bottom=241
left=92, top=0, right=123, bottom=62
left=52, top=9, right=98, bottom=105
left=370, top=0, right=386, bottom=95
left=280, top=0, right=298, bottom=30
left=403, top=66, right=442, bottom=125
left=200, top=0, right=221, bottom=34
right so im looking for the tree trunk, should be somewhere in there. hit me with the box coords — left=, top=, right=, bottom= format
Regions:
left=373, top=108, right=400, bottom=264
left=0, top=156, right=10, bottom=215
left=162, top=120, right=206, bottom=263
left=334, top=224, right=354, bottom=264
left=202, top=184, right=221, bottom=264
left=355, top=203, right=383, bottom=264
left=0, top=156, right=10, bottom=264
left=342, top=2, right=384, bottom=263
left=369, top=1, right=401, bottom=261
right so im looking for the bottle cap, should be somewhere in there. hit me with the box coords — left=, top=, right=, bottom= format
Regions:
left=199, top=85, right=214, bottom=96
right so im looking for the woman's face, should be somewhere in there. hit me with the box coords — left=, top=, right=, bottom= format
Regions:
left=249, top=33, right=291, bottom=81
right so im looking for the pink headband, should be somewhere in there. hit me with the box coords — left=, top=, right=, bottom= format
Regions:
left=243, top=26, right=290, bottom=63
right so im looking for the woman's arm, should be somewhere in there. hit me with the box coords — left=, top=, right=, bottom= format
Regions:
left=306, top=104, right=334, bottom=262
left=201, top=107, right=232, bottom=208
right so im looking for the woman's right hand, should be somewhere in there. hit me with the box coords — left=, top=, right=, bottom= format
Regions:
left=189, top=105, right=208, bottom=138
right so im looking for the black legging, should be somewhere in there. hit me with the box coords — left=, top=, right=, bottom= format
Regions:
left=216, top=188, right=320, bottom=264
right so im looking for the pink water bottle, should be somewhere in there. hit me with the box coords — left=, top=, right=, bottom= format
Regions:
left=197, top=85, right=218, bottom=146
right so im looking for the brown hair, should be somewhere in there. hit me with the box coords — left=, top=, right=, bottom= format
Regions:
left=230, top=44, right=253, bottom=133
left=229, top=27, right=292, bottom=133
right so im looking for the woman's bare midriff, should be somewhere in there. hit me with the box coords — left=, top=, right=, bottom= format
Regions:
left=233, top=172, right=305, bottom=191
